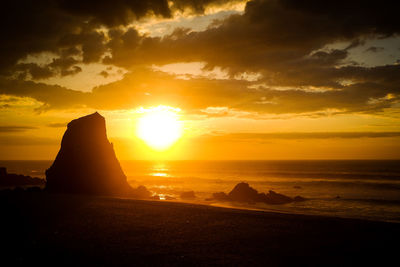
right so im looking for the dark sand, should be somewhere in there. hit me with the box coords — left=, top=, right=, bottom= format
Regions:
left=1, top=192, right=399, bottom=266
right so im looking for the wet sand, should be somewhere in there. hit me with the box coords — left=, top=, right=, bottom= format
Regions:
left=1, top=192, right=399, bottom=266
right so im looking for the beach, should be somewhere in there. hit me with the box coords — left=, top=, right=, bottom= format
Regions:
left=2, top=192, right=399, bottom=266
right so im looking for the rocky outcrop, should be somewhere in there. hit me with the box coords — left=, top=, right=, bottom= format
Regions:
left=228, top=182, right=261, bottom=202
left=0, top=167, right=44, bottom=187
left=212, top=182, right=306, bottom=204
left=180, top=191, right=196, bottom=199
left=46, top=112, right=140, bottom=196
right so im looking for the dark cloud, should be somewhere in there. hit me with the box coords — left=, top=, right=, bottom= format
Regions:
left=0, top=0, right=235, bottom=75
left=49, top=57, right=81, bottom=75
left=0, top=126, right=38, bottom=132
left=345, top=39, right=366, bottom=50
left=60, top=0, right=243, bottom=26
left=15, top=52, right=83, bottom=80
left=103, top=28, right=142, bottom=66
left=99, top=0, right=400, bottom=113
left=0, top=96, right=23, bottom=103
left=1, top=1, right=82, bottom=76
left=59, top=30, right=108, bottom=63
left=105, top=0, right=400, bottom=70
left=365, top=46, right=385, bottom=53
left=15, top=63, right=54, bottom=80
left=99, top=71, right=109, bottom=78
left=0, top=0, right=399, bottom=116
left=308, top=49, right=349, bottom=66
left=0, top=78, right=89, bottom=111
left=58, top=0, right=171, bottom=26
left=47, top=122, right=67, bottom=128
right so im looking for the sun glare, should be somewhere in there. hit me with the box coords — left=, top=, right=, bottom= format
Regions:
left=136, top=106, right=183, bottom=150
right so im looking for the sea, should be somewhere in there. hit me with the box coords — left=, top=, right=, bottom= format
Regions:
left=1, top=160, right=399, bottom=223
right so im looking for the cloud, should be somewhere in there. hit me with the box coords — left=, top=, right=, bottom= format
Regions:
left=105, top=0, right=400, bottom=71
left=0, top=0, right=399, bottom=117
left=0, top=104, right=11, bottom=109
left=365, top=46, right=385, bottom=53
left=96, top=0, right=400, bottom=115
left=15, top=63, right=54, bottom=80
left=46, top=122, right=67, bottom=128
left=59, top=0, right=240, bottom=26
left=0, top=0, right=237, bottom=76
left=209, top=132, right=400, bottom=141
left=0, top=126, right=38, bottom=132
left=99, top=71, right=109, bottom=78
left=0, top=67, right=399, bottom=115
left=0, top=136, right=58, bottom=146
left=0, top=78, right=89, bottom=110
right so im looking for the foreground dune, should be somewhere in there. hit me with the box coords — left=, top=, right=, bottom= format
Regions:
left=1, top=192, right=399, bottom=266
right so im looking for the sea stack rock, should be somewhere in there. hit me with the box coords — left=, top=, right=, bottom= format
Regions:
left=0, top=167, right=44, bottom=187
left=212, top=182, right=306, bottom=204
left=45, top=112, right=132, bottom=195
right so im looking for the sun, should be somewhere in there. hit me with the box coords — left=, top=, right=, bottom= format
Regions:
left=136, top=106, right=183, bottom=150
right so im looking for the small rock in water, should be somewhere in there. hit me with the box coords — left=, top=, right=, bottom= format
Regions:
left=264, top=190, right=293, bottom=204
left=0, top=167, right=44, bottom=187
left=211, top=182, right=306, bottom=205
left=293, top=196, right=306, bottom=202
left=165, top=195, right=176, bottom=200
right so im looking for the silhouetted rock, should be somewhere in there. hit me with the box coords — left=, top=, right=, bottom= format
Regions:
left=13, top=187, right=24, bottom=193
left=131, top=185, right=152, bottom=199
left=0, top=188, right=12, bottom=195
left=294, top=196, right=306, bottom=202
left=26, top=186, right=42, bottom=193
left=0, top=167, right=44, bottom=187
left=212, top=182, right=305, bottom=205
left=180, top=191, right=196, bottom=199
left=45, top=112, right=137, bottom=196
left=0, top=167, right=6, bottom=177
left=264, top=190, right=293, bottom=204
left=212, top=192, right=230, bottom=201
left=228, top=183, right=260, bottom=202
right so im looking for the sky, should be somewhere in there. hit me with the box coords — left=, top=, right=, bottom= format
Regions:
left=0, top=0, right=400, bottom=160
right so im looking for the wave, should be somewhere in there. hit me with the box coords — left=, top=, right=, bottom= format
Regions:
left=338, top=198, right=400, bottom=206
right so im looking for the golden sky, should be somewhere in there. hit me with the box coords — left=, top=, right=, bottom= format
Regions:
left=1, top=0, right=400, bottom=160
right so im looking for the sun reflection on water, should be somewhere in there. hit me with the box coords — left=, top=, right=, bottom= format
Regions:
left=151, top=172, right=168, bottom=177
left=150, top=162, right=170, bottom=177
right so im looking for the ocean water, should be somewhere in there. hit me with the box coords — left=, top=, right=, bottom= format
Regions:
left=1, top=160, right=399, bottom=223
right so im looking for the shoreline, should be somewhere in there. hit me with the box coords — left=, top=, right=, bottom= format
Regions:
left=2, top=192, right=399, bottom=266
left=111, top=196, right=400, bottom=224
left=3, top=187, right=400, bottom=223
left=208, top=201, right=400, bottom=224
